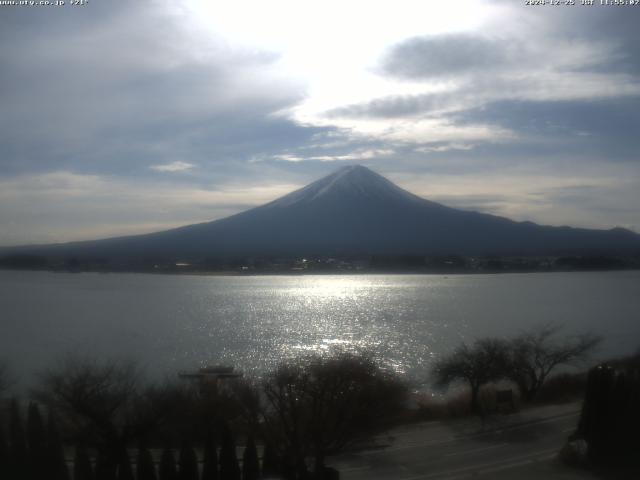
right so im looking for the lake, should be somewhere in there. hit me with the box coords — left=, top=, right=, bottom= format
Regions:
left=1, top=270, right=639, bottom=390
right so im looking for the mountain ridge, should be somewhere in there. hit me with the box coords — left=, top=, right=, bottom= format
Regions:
left=1, top=165, right=639, bottom=259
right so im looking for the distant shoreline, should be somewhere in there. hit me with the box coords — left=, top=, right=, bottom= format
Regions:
left=2, top=266, right=640, bottom=277
left=2, top=250, right=639, bottom=277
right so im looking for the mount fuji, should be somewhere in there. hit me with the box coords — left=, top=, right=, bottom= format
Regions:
left=3, top=165, right=640, bottom=259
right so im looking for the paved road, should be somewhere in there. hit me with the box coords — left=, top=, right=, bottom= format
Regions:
left=330, top=404, right=599, bottom=479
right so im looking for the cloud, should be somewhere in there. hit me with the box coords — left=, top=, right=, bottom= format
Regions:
left=150, top=161, right=195, bottom=173
left=272, top=148, right=396, bottom=163
left=0, top=171, right=300, bottom=246
left=317, top=3, right=640, bottom=193
left=1, top=0, right=639, bottom=243
left=380, top=34, right=515, bottom=80
left=0, top=0, right=319, bottom=179
left=449, top=97, right=640, bottom=162
left=394, top=163, right=640, bottom=232
left=415, top=143, right=475, bottom=153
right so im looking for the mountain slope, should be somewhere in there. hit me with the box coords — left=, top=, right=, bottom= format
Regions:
left=3, top=165, right=640, bottom=258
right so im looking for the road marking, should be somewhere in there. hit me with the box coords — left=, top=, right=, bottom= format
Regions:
left=398, top=448, right=558, bottom=480
left=444, top=442, right=509, bottom=457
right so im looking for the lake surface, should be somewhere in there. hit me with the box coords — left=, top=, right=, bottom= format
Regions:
left=1, top=270, right=639, bottom=389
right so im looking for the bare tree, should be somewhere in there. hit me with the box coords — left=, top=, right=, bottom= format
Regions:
left=258, top=353, right=408, bottom=477
left=507, top=324, right=601, bottom=402
left=432, top=338, right=510, bottom=414
left=33, top=355, right=183, bottom=472
left=34, top=356, right=138, bottom=431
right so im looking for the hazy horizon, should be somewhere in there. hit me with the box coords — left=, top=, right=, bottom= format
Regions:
left=4, top=164, right=638, bottom=250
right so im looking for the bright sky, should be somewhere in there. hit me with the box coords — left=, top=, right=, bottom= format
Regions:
left=0, top=0, right=639, bottom=244
left=182, top=0, right=493, bottom=108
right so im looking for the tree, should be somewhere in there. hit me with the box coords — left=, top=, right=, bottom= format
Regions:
left=201, top=434, right=218, bottom=480
left=34, top=356, right=138, bottom=429
left=0, top=424, right=9, bottom=479
left=9, top=399, right=28, bottom=480
left=219, top=423, right=240, bottom=480
left=74, top=445, right=95, bottom=480
left=47, top=411, right=70, bottom=480
left=27, top=402, right=47, bottom=480
left=95, top=449, right=116, bottom=480
left=136, top=444, right=157, bottom=480
left=577, top=360, right=640, bottom=467
left=178, top=442, right=198, bottom=480
left=116, top=448, right=134, bottom=480
left=260, top=443, right=280, bottom=478
left=432, top=339, right=510, bottom=414
left=34, top=357, right=138, bottom=475
left=259, top=353, right=408, bottom=476
left=241, top=436, right=259, bottom=480
left=159, top=448, right=178, bottom=480
left=507, top=325, right=601, bottom=402
left=33, top=355, right=182, bottom=473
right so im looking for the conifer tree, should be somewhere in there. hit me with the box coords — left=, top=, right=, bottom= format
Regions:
left=241, top=436, right=259, bottom=480
left=260, top=443, right=279, bottom=478
left=74, top=444, right=95, bottom=480
left=201, top=434, right=218, bottom=480
left=219, top=424, right=240, bottom=480
left=46, top=411, right=70, bottom=480
left=27, top=402, right=47, bottom=480
left=280, top=456, right=296, bottom=480
left=116, top=448, right=134, bottom=480
left=178, top=442, right=199, bottom=480
left=0, top=425, right=9, bottom=479
left=95, top=449, right=116, bottom=480
left=136, top=444, right=157, bottom=480
left=9, top=399, right=28, bottom=480
left=159, top=447, right=178, bottom=480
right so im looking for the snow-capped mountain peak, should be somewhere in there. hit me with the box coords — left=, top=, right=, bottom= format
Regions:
left=266, top=165, right=423, bottom=208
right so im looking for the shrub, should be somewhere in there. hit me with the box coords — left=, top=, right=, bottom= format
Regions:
left=260, top=353, right=408, bottom=476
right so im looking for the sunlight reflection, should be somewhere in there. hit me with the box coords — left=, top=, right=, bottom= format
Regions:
left=289, top=276, right=373, bottom=300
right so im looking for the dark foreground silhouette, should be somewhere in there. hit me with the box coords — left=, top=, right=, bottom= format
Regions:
left=1, top=348, right=639, bottom=479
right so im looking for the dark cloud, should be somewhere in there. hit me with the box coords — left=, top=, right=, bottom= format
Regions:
left=513, top=6, right=640, bottom=76
left=380, top=33, right=513, bottom=80
left=0, top=0, right=328, bottom=186
left=452, top=98, right=640, bottom=161
left=328, top=92, right=456, bottom=119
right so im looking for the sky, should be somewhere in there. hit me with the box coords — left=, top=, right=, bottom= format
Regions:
left=1, top=0, right=639, bottom=246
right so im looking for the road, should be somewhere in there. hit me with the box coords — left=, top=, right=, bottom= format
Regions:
left=330, top=403, right=600, bottom=479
